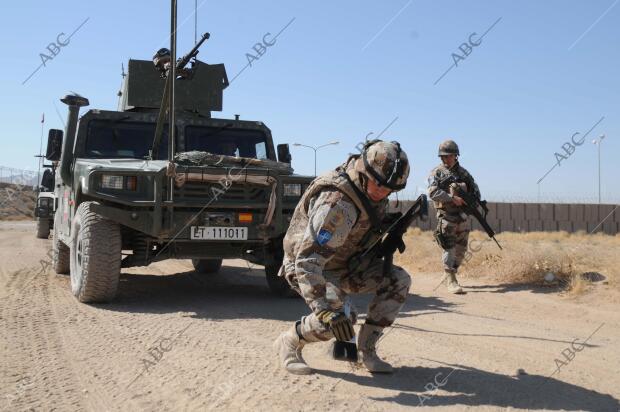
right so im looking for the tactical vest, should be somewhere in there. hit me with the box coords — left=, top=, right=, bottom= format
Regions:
left=432, top=164, right=472, bottom=221
left=284, top=168, right=386, bottom=272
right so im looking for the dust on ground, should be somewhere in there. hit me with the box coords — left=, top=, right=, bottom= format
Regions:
left=1, top=222, right=619, bottom=411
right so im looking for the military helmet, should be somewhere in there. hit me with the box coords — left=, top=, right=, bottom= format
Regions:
left=153, top=48, right=171, bottom=69
left=356, top=140, right=410, bottom=191
left=438, top=139, right=459, bottom=156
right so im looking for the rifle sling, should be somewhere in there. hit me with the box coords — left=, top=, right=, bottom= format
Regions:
left=339, top=172, right=382, bottom=231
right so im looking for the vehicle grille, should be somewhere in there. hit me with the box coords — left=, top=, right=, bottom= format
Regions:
left=174, top=181, right=270, bottom=204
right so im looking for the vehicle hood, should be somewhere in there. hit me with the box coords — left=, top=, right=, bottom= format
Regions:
left=75, top=159, right=169, bottom=173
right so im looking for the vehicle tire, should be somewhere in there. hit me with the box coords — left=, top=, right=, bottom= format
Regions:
left=265, top=264, right=298, bottom=298
left=52, top=219, right=70, bottom=274
left=192, top=259, right=223, bottom=274
left=70, top=202, right=121, bottom=303
left=36, top=218, right=50, bottom=239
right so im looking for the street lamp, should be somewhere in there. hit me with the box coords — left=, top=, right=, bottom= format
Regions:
left=292, top=141, right=339, bottom=176
left=592, top=134, right=606, bottom=204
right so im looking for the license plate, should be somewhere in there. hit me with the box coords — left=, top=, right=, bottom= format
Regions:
left=190, top=226, right=248, bottom=240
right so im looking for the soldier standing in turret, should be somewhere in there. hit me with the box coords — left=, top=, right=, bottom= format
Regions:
left=427, top=140, right=480, bottom=294
left=273, top=140, right=411, bottom=375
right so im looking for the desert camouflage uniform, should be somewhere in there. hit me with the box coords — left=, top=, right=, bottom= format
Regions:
left=281, top=165, right=411, bottom=342
left=427, top=162, right=480, bottom=274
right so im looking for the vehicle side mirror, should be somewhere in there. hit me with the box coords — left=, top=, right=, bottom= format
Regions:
left=46, top=129, right=63, bottom=161
left=277, top=144, right=292, bottom=164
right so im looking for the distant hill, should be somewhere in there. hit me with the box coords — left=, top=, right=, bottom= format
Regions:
left=0, top=170, right=38, bottom=188
left=0, top=182, right=37, bottom=221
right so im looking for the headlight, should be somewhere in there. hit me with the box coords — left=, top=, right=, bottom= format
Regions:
left=283, top=183, right=302, bottom=197
left=101, top=175, right=137, bottom=191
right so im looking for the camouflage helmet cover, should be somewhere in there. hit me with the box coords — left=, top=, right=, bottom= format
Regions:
left=153, top=48, right=171, bottom=69
left=438, top=139, right=459, bottom=156
left=355, top=140, right=410, bottom=191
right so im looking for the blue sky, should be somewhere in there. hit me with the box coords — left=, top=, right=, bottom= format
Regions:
left=2, top=0, right=618, bottom=203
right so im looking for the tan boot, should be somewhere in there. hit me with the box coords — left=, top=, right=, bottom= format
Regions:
left=445, top=271, right=464, bottom=294
left=273, top=325, right=312, bottom=375
left=357, top=324, right=393, bottom=373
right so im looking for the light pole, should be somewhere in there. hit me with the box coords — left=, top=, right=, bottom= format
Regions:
left=592, top=134, right=606, bottom=204
left=292, top=141, right=339, bottom=176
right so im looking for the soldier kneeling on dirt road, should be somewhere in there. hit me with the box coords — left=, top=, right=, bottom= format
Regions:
left=274, top=140, right=411, bottom=375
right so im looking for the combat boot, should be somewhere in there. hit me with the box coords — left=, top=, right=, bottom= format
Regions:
left=445, top=271, right=464, bottom=294
left=357, top=324, right=393, bottom=373
left=273, top=324, right=312, bottom=375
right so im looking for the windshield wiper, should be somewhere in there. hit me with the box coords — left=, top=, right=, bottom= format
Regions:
left=109, top=116, right=131, bottom=124
left=203, top=123, right=234, bottom=138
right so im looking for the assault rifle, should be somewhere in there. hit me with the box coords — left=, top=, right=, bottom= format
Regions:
left=335, top=194, right=428, bottom=363
left=347, top=194, right=428, bottom=276
left=438, top=174, right=502, bottom=250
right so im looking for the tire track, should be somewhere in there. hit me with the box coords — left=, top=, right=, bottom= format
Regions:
left=0, top=268, right=86, bottom=411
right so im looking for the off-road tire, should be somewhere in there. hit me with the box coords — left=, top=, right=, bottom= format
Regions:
left=70, top=202, right=121, bottom=303
left=265, top=264, right=298, bottom=298
left=52, top=218, right=70, bottom=274
left=36, top=218, right=51, bottom=239
left=191, top=259, right=223, bottom=274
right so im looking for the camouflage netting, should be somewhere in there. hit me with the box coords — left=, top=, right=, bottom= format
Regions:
left=174, top=151, right=292, bottom=173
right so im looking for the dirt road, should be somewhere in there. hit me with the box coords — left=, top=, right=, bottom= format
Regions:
left=1, top=221, right=618, bottom=411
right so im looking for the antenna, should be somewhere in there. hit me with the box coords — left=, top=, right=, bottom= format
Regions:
left=36, top=113, right=45, bottom=195
left=168, top=0, right=178, bottom=202
left=194, top=0, right=198, bottom=44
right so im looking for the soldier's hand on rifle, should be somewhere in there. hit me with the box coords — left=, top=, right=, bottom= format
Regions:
left=316, top=310, right=355, bottom=342
left=452, top=195, right=465, bottom=206
left=380, top=234, right=407, bottom=256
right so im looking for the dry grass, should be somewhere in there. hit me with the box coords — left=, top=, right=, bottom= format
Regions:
left=395, top=228, right=620, bottom=295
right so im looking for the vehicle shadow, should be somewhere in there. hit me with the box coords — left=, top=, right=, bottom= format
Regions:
left=94, top=263, right=454, bottom=323
left=317, top=362, right=619, bottom=411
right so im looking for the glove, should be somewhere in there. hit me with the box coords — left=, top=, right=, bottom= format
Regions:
left=380, top=233, right=407, bottom=256
left=316, top=310, right=355, bottom=342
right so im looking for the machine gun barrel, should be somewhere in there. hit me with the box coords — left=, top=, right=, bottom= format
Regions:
left=150, top=32, right=211, bottom=160
left=176, top=32, right=210, bottom=70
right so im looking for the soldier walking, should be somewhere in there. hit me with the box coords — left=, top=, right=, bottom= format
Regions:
left=274, top=140, right=411, bottom=375
left=427, top=140, right=480, bottom=294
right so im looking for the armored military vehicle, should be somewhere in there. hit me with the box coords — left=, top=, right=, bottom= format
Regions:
left=34, top=166, right=56, bottom=239
left=46, top=33, right=313, bottom=303
left=35, top=192, right=55, bottom=238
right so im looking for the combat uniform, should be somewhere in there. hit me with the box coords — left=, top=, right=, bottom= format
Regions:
left=274, top=140, right=411, bottom=375
left=427, top=161, right=480, bottom=290
left=281, top=169, right=411, bottom=342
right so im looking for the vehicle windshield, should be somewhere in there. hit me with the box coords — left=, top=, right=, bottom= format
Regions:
left=85, top=120, right=169, bottom=159
left=184, top=126, right=270, bottom=160
left=38, top=197, right=53, bottom=208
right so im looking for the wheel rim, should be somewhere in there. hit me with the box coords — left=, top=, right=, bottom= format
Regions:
left=70, top=222, right=83, bottom=290
left=76, top=237, right=83, bottom=271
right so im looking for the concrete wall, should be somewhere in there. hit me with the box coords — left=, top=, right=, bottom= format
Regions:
left=390, top=201, right=619, bottom=235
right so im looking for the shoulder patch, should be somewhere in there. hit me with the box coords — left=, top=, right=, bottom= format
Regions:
left=316, top=228, right=333, bottom=246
